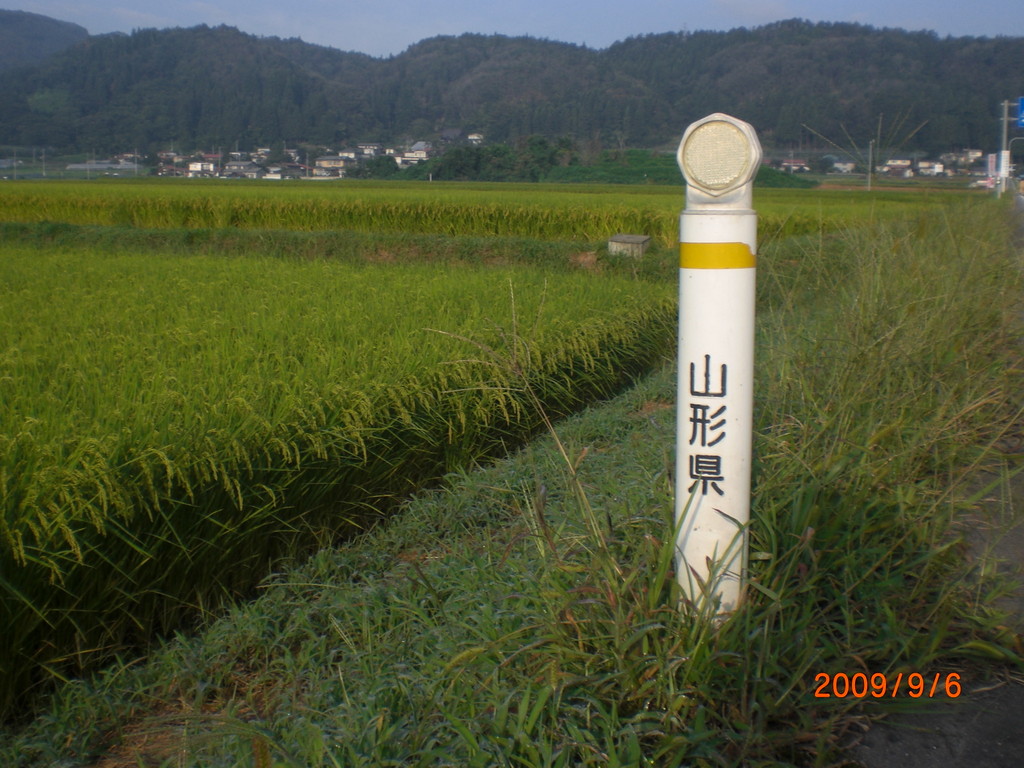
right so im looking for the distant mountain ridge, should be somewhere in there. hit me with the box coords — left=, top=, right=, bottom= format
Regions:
left=0, top=14, right=1022, bottom=154
left=0, top=9, right=88, bottom=71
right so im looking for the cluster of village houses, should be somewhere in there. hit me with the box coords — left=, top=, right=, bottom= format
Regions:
left=59, top=136, right=472, bottom=178
left=57, top=142, right=994, bottom=180
left=777, top=148, right=986, bottom=178
left=157, top=136, right=484, bottom=179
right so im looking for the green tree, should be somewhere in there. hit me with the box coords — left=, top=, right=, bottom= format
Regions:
left=351, top=155, right=400, bottom=178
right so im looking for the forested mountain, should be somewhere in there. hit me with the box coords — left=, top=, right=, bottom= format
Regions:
left=0, top=9, right=87, bottom=71
left=0, top=17, right=1021, bottom=154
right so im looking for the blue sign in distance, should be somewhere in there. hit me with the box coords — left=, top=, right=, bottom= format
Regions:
left=1019, top=96, right=1024, bottom=128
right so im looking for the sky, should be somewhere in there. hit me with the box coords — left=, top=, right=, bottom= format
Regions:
left=13, top=0, right=1024, bottom=57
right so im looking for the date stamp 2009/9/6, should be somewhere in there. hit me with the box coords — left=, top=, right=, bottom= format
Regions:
left=813, top=672, right=962, bottom=699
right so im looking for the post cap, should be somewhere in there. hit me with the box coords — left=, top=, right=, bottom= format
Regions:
left=677, top=114, right=762, bottom=206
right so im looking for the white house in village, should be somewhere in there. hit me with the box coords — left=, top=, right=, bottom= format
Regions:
left=779, top=157, right=810, bottom=173
left=222, top=160, right=263, bottom=178
left=187, top=161, right=216, bottom=177
left=882, top=158, right=913, bottom=177
left=391, top=141, right=434, bottom=169
left=916, top=160, right=945, bottom=176
left=314, top=155, right=353, bottom=176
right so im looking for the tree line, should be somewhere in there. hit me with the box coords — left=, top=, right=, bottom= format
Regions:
left=0, top=19, right=1021, bottom=155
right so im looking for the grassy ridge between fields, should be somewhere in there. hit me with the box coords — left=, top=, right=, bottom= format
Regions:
left=0, top=240, right=675, bottom=719
left=2, top=197, right=1022, bottom=765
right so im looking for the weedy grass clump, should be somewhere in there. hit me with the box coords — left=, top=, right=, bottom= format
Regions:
left=3, top=196, right=1020, bottom=766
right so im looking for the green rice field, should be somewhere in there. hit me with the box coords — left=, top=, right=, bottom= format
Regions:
left=0, top=190, right=682, bottom=715
left=0, top=177, right=1011, bottom=734
left=0, top=178, right=956, bottom=246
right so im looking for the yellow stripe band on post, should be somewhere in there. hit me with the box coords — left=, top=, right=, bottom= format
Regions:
left=680, top=242, right=756, bottom=269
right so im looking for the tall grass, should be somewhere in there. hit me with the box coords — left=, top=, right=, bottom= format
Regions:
left=0, top=244, right=675, bottom=718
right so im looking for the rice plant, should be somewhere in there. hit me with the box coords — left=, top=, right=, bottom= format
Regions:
left=0, top=243, right=675, bottom=718
left=0, top=179, right=945, bottom=247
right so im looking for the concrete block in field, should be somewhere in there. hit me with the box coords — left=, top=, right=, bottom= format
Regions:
left=608, top=233, right=651, bottom=258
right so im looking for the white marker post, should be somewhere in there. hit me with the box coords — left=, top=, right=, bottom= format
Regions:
left=674, top=114, right=761, bottom=615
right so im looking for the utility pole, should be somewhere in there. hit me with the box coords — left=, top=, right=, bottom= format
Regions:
left=867, top=139, right=874, bottom=191
left=998, top=100, right=1011, bottom=198
left=995, top=99, right=1023, bottom=197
